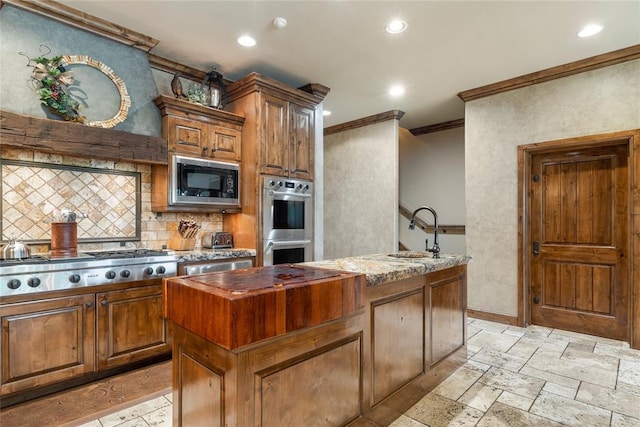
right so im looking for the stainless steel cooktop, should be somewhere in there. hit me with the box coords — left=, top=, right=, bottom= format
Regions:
left=0, top=249, right=178, bottom=297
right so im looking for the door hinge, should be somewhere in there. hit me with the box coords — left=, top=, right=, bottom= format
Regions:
left=533, top=174, right=540, bottom=182
left=533, top=241, right=540, bottom=255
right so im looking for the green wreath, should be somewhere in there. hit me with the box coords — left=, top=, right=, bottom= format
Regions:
left=23, top=48, right=85, bottom=123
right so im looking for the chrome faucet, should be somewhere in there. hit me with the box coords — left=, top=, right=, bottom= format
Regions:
left=409, top=206, right=440, bottom=258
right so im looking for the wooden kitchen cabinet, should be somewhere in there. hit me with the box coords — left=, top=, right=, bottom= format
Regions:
left=260, top=93, right=315, bottom=178
left=96, top=284, right=169, bottom=370
left=0, top=294, right=96, bottom=397
left=429, top=265, right=466, bottom=366
left=0, top=281, right=170, bottom=402
left=155, top=95, right=244, bottom=161
left=223, top=73, right=329, bottom=263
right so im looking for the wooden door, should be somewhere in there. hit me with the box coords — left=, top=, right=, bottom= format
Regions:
left=96, top=284, right=169, bottom=370
left=530, top=144, right=629, bottom=340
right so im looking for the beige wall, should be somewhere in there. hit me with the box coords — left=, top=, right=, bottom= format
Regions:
left=323, top=120, right=400, bottom=259
left=398, top=127, right=466, bottom=255
left=465, top=59, right=640, bottom=318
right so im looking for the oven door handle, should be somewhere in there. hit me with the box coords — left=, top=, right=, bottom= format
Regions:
left=267, top=191, right=312, bottom=198
left=267, top=240, right=312, bottom=247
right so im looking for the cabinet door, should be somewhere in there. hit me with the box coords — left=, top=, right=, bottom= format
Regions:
left=371, top=289, right=425, bottom=404
left=168, top=116, right=208, bottom=156
left=289, top=103, right=315, bottom=180
left=0, top=294, right=95, bottom=396
left=260, top=94, right=289, bottom=176
left=429, top=268, right=466, bottom=366
left=96, top=284, right=169, bottom=370
left=209, top=124, right=241, bottom=161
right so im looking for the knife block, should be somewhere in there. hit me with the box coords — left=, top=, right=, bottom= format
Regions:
left=51, top=222, right=78, bottom=257
left=168, top=232, right=196, bottom=251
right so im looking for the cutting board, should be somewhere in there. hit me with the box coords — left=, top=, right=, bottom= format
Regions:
left=163, top=265, right=365, bottom=350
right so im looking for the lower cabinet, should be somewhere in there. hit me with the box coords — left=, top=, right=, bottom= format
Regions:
left=171, top=318, right=363, bottom=427
left=0, top=283, right=169, bottom=400
left=429, top=266, right=466, bottom=366
left=97, top=285, right=169, bottom=370
left=366, top=265, right=467, bottom=408
left=0, top=294, right=96, bottom=397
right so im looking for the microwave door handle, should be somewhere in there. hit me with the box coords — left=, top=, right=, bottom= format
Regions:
left=267, top=240, right=312, bottom=247
left=268, top=191, right=312, bottom=198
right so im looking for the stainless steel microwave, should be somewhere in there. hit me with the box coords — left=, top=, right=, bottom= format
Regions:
left=170, top=154, right=240, bottom=208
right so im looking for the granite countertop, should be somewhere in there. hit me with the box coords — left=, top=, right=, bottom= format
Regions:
left=303, top=252, right=471, bottom=287
left=173, top=248, right=256, bottom=263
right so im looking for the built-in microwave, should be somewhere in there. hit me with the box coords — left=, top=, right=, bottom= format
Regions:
left=170, top=154, right=240, bottom=208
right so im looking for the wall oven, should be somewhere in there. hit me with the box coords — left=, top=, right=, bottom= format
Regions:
left=262, top=176, right=313, bottom=265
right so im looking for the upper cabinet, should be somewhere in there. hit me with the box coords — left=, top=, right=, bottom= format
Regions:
left=154, top=95, right=244, bottom=162
left=260, top=93, right=315, bottom=179
left=225, top=73, right=328, bottom=180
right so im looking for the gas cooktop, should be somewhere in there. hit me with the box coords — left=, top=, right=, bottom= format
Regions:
left=0, top=249, right=178, bottom=297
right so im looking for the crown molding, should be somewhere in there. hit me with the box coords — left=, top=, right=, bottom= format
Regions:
left=324, top=110, right=405, bottom=136
left=2, top=0, right=158, bottom=52
left=410, top=118, right=465, bottom=136
left=458, top=44, right=640, bottom=102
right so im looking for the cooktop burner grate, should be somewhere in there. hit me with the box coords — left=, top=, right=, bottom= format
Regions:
left=0, top=255, right=49, bottom=267
left=83, top=249, right=170, bottom=259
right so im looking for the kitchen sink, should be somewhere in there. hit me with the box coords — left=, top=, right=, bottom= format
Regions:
left=387, top=251, right=431, bottom=259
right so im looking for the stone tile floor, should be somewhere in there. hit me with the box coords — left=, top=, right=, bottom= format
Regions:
left=79, top=318, right=640, bottom=426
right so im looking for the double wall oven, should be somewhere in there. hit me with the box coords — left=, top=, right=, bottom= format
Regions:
left=262, top=176, right=313, bottom=265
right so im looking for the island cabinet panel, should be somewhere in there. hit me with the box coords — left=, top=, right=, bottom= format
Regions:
left=169, top=317, right=363, bottom=427
left=371, top=288, right=425, bottom=404
left=257, top=336, right=361, bottom=426
left=179, top=353, right=223, bottom=427
left=0, top=294, right=95, bottom=396
left=97, top=285, right=169, bottom=370
left=429, top=265, right=467, bottom=366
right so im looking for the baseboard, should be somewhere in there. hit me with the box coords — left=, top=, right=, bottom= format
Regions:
left=467, top=308, right=519, bottom=326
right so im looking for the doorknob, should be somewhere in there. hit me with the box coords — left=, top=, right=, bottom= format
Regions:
left=533, top=296, right=540, bottom=304
left=533, top=241, right=540, bottom=256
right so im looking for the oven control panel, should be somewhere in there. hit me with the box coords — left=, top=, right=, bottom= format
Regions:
left=264, top=177, right=313, bottom=195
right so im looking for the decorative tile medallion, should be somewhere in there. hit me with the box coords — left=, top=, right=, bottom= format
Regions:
left=1, top=160, right=140, bottom=242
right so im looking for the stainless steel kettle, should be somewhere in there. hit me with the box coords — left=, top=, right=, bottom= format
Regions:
left=1, top=237, right=31, bottom=260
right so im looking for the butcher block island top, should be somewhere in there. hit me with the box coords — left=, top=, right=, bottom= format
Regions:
left=163, top=264, right=365, bottom=350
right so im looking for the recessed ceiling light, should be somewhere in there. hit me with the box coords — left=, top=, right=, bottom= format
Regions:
left=237, top=35, right=256, bottom=47
left=323, top=110, right=331, bottom=116
left=389, top=84, right=405, bottom=96
left=386, top=19, right=407, bottom=34
left=578, top=24, right=603, bottom=38
left=273, top=17, right=287, bottom=29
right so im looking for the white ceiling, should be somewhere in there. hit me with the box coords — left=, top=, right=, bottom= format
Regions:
left=60, top=1, right=640, bottom=130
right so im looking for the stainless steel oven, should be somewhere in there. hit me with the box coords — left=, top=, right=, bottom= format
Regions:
left=263, top=239, right=313, bottom=265
left=262, top=176, right=313, bottom=265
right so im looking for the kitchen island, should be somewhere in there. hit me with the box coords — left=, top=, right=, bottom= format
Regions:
left=163, top=252, right=470, bottom=426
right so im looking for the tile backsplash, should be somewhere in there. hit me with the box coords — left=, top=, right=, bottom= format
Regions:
left=1, top=147, right=222, bottom=253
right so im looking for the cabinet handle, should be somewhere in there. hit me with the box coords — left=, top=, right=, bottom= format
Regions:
left=86, top=301, right=93, bottom=308
left=202, top=147, right=209, bottom=152
left=101, top=300, right=108, bottom=306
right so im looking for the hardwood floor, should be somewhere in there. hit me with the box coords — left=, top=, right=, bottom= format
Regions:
left=0, top=361, right=171, bottom=427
